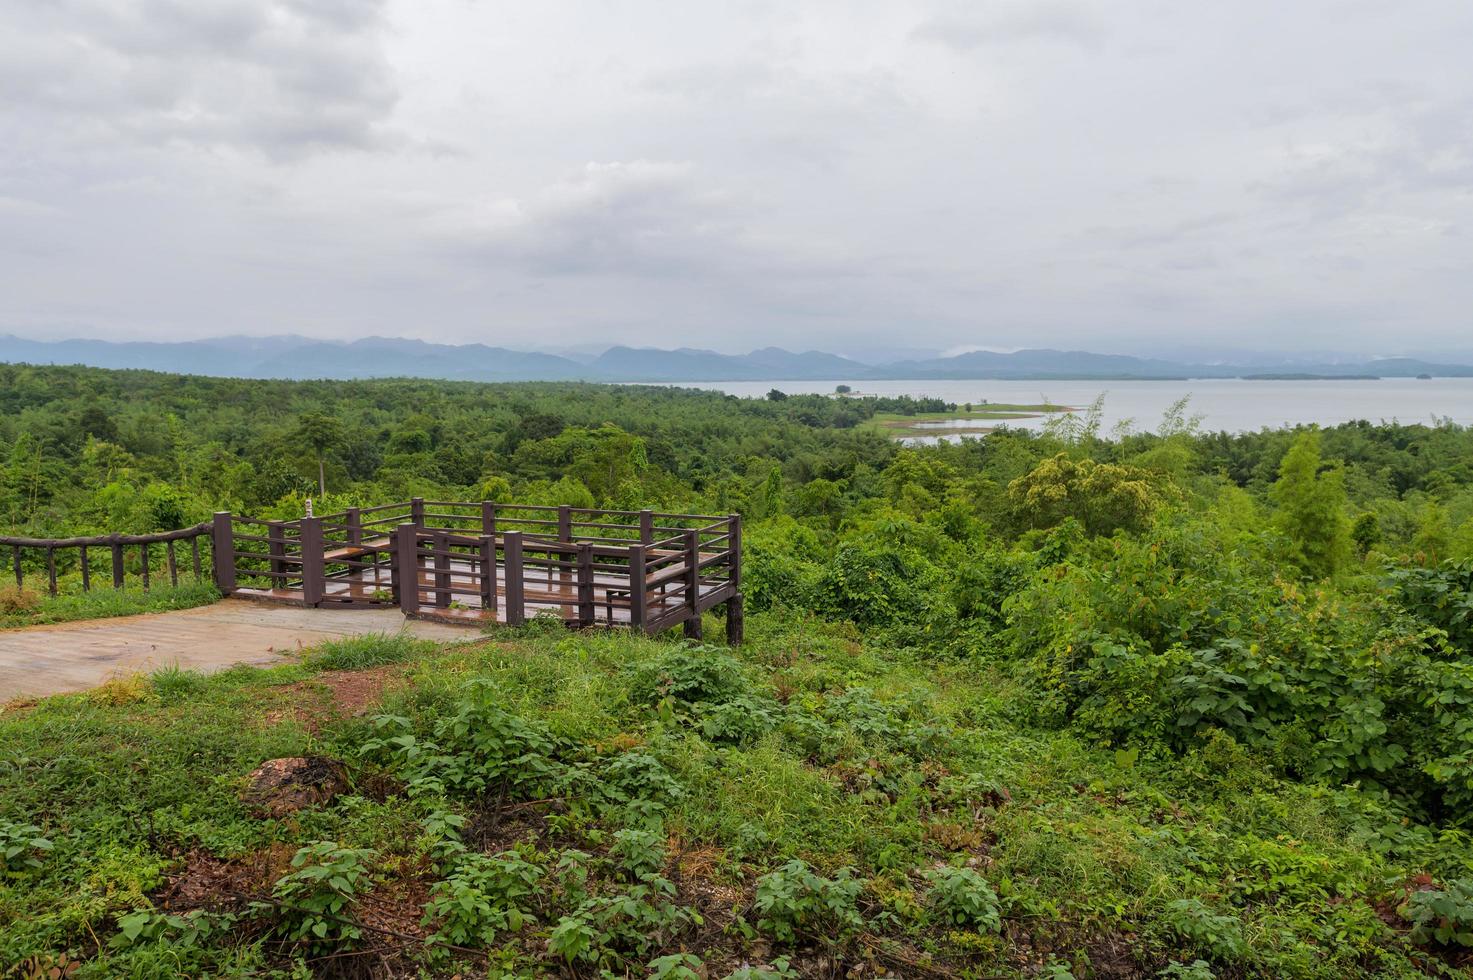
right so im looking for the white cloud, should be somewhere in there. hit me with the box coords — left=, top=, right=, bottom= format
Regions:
left=1, top=0, right=1471, bottom=355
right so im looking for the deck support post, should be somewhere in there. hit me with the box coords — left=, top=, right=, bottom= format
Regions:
left=725, top=595, right=744, bottom=645
left=346, top=508, right=362, bottom=546
left=639, top=510, right=654, bottom=545
left=433, top=531, right=451, bottom=608
left=300, top=516, right=325, bottom=607
left=212, top=513, right=236, bottom=595
left=726, top=514, right=743, bottom=645
left=576, top=543, right=595, bottom=627
left=112, top=535, right=126, bottom=590
left=479, top=535, right=497, bottom=614
left=268, top=522, right=287, bottom=582
left=682, top=529, right=702, bottom=640
left=628, top=544, right=647, bottom=632
left=504, top=531, right=525, bottom=625
left=410, top=498, right=425, bottom=528
left=394, top=524, right=419, bottom=615
left=481, top=501, right=496, bottom=538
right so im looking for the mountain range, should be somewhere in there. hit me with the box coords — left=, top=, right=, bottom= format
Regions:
left=3, top=334, right=1472, bottom=383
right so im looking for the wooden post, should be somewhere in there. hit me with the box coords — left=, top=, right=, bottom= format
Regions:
left=46, top=548, right=57, bottom=596
left=682, top=529, right=702, bottom=640
left=432, top=531, right=451, bottom=608
left=166, top=540, right=178, bottom=587
left=112, top=536, right=126, bottom=590
left=10, top=545, right=19, bottom=589
left=346, top=507, right=362, bottom=546
left=79, top=545, right=90, bottom=592
left=394, top=524, right=420, bottom=615
left=212, top=512, right=236, bottom=595
left=726, top=595, right=745, bottom=645
left=140, top=543, right=150, bottom=590
left=639, top=509, right=654, bottom=545
left=576, top=543, right=595, bottom=627
left=481, top=501, right=496, bottom=538
left=268, top=521, right=287, bottom=582
left=628, top=544, right=647, bottom=632
left=504, top=531, right=525, bottom=625
left=410, top=497, right=425, bottom=528
left=556, top=505, right=571, bottom=590
left=479, top=534, right=497, bottom=614
left=190, top=535, right=202, bottom=580
left=300, top=516, right=325, bottom=606
left=726, top=514, right=744, bottom=645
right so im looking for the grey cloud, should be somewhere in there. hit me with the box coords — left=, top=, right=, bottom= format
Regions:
left=912, top=1, right=1105, bottom=49
left=1, top=0, right=398, bottom=158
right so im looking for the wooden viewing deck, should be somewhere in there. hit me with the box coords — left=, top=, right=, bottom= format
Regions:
left=4, top=499, right=743, bottom=644
left=217, top=499, right=742, bottom=642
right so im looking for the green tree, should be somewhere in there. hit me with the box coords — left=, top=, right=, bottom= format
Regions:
left=1270, top=430, right=1350, bottom=577
left=294, top=413, right=343, bottom=497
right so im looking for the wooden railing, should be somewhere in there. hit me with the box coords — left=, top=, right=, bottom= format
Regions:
left=2, top=523, right=215, bottom=596
left=210, top=499, right=743, bottom=643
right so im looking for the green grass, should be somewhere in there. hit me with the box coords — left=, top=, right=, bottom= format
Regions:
left=0, top=611, right=1460, bottom=977
left=0, top=581, right=220, bottom=630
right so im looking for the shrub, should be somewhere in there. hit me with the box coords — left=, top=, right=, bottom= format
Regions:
left=753, top=860, right=864, bottom=943
left=424, top=850, right=544, bottom=947
left=924, top=866, right=1001, bottom=931
left=1160, top=898, right=1246, bottom=961
left=1402, top=879, right=1473, bottom=947
left=266, top=841, right=376, bottom=946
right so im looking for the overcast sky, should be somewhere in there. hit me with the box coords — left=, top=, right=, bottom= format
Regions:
left=3, top=0, right=1471, bottom=357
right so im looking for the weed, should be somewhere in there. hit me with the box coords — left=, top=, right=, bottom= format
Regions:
left=1402, top=878, right=1473, bottom=947
left=424, top=849, right=545, bottom=946
left=264, top=841, right=376, bottom=947
left=0, top=820, right=53, bottom=874
left=753, top=859, right=864, bottom=943
left=925, top=866, right=1001, bottom=931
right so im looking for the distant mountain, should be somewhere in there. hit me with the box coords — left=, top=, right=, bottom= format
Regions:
left=3, top=334, right=1471, bottom=382
left=881, top=348, right=1199, bottom=379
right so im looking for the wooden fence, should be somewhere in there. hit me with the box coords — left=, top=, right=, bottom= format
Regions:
left=3, top=523, right=215, bottom=597
left=213, top=499, right=743, bottom=643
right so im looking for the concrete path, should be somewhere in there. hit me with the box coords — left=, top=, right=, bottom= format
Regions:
left=0, top=599, right=478, bottom=700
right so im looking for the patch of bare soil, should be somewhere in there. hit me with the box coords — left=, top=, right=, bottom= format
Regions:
left=263, top=665, right=404, bottom=732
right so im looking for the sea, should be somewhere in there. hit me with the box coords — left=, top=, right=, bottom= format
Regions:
left=667, top=377, right=1473, bottom=442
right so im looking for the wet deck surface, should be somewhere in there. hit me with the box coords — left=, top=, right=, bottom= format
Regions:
left=0, top=598, right=476, bottom=700
left=234, top=554, right=723, bottom=626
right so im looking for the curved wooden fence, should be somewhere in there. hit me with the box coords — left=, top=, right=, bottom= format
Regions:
left=3, top=523, right=214, bottom=596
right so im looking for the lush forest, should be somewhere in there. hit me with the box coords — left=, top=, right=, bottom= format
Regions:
left=2, top=362, right=1473, bottom=978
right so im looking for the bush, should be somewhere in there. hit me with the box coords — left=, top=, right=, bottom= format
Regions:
left=925, top=866, right=1001, bottom=931
left=424, top=850, right=545, bottom=947
left=265, top=841, right=376, bottom=946
left=753, top=860, right=864, bottom=942
left=1402, top=879, right=1473, bottom=947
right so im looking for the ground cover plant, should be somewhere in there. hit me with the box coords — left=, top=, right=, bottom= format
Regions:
left=3, top=364, right=1473, bottom=975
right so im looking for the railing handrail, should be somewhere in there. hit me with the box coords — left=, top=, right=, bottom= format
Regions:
left=0, top=522, right=212, bottom=549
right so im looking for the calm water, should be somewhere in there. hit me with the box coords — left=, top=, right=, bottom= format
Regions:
left=673, top=378, right=1473, bottom=440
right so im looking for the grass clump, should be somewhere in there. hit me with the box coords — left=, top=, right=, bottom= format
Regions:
left=0, top=581, right=219, bottom=629
left=301, top=631, right=435, bottom=671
